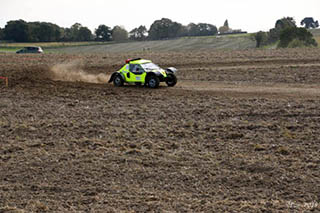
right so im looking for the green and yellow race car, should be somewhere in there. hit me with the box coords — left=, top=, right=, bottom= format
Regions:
left=108, top=58, right=177, bottom=88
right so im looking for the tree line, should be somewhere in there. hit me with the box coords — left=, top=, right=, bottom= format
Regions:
left=0, top=18, right=219, bottom=42
left=254, top=17, right=318, bottom=48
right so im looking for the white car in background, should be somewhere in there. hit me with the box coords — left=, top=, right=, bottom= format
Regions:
left=16, top=46, right=43, bottom=54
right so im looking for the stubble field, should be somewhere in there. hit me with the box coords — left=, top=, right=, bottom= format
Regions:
left=1, top=48, right=320, bottom=212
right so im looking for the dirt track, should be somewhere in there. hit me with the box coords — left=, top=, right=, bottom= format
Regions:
left=1, top=49, right=320, bottom=212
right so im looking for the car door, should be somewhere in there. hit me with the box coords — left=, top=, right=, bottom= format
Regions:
left=127, top=64, right=146, bottom=83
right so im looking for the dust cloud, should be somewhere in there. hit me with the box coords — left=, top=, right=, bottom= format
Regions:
left=50, top=60, right=109, bottom=84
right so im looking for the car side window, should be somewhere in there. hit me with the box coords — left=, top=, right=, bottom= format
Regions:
left=129, top=64, right=136, bottom=72
left=130, top=64, right=144, bottom=74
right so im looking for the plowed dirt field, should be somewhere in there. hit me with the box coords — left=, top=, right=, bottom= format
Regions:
left=1, top=49, right=320, bottom=212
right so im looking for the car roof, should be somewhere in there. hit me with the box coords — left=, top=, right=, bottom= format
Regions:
left=129, top=59, right=152, bottom=64
left=24, top=46, right=39, bottom=48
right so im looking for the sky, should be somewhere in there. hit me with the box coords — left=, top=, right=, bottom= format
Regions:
left=1, top=0, right=319, bottom=33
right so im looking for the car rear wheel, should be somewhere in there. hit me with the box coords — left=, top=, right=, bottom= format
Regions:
left=165, top=73, right=177, bottom=87
left=147, top=75, right=160, bottom=88
left=113, top=75, right=124, bottom=87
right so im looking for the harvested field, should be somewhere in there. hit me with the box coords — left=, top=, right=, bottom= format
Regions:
left=48, top=34, right=256, bottom=53
left=1, top=48, right=320, bottom=212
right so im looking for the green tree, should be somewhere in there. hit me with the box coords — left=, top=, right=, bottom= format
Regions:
left=188, top=23, right=218, bottom=36
left=199, top=23, right=217, bottom=36
left=70, top=23, right=82, bottom=41
left=275, top=17, right=296, bottom=29
left=168, top=21, right=183, bottom=38
left=148, top=18, right=183, bottom=40
left=62, top=23, right=92, bottom=41
left=129, top=25, right=147, bottom=41
left=179, top=25, right=189, bottom=37
left=4, top=20, right=30, bottom=42
left=187, top=23, right=198, bottom=36
left=268, top=17, right=297, bottom=42
left=41, top=22, right=61, bottom=41
left=95, top=25, right=112, bottom=41
left=61, top=28, right=73, bottom=41
left=254, top=31, right=268, bottom=48
left=78, top=27, right=93, bottom=41
left=28, top=22, right=62, bottom=42
left=2, top=20, right=94, bottom=42
left=0, top=27, right=4, bottom=40
left=278, top=27, right=317, bottom=48
left=112, top=26, right=128, bottom=42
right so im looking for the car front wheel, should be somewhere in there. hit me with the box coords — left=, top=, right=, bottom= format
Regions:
left=165, top=73, right=177, bottom=87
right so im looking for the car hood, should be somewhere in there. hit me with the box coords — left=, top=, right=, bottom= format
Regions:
left=147, top=69, right=166, bottom=75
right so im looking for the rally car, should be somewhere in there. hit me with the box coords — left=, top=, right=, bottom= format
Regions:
left=108, top=58, right=177, bottom=88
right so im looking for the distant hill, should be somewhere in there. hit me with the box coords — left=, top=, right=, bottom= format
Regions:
left=51, top=34, right=256, bottom=53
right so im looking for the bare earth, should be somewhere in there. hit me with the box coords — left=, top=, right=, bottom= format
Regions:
left=1, top=48, right=320, bottom=212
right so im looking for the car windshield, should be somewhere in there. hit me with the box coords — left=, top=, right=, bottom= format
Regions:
left=141, top=62, right=160, bottom=70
